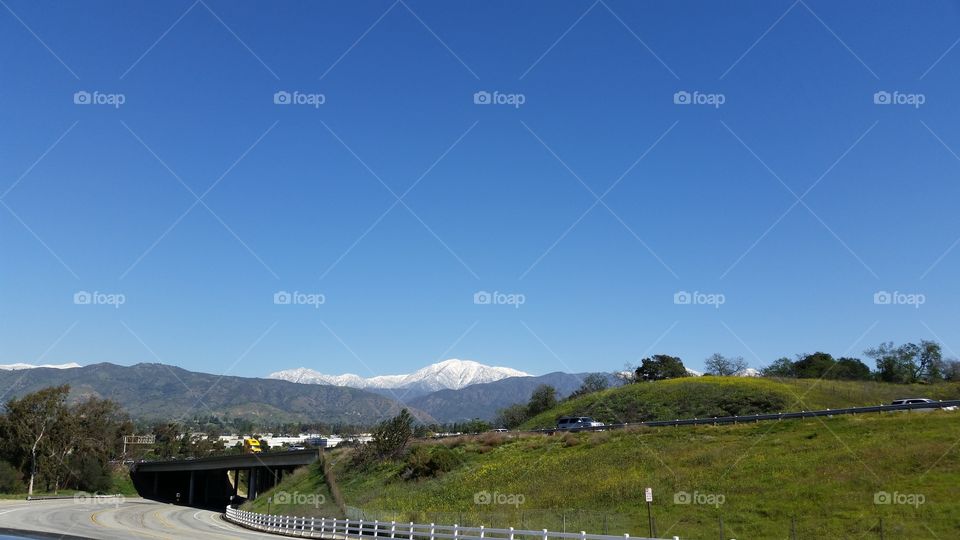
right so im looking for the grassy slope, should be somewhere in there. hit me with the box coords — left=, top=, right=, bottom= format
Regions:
left=242, top=462, right=341, bottom=518
left=333, top=413, right=960, bottom=539
left=520, top=377, right=960, bottom=429
left=248, top=379, right=960, bottom=538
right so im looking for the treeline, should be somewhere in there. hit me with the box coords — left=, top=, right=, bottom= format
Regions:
left=0, top=385, right=131, bottom=494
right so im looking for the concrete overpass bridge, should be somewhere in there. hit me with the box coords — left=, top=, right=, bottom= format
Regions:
left=130, top=449, right=320, bottom=509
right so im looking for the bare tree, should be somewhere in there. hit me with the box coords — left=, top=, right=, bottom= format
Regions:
left=704, top=353, right=748, bottom=376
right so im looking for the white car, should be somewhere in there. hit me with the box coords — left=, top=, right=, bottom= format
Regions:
left=556, top=416, right=604, bottom=430
left=890, top=398, right=949, bottom=412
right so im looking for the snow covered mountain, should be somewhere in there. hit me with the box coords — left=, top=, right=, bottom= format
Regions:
left=0, top=362, right=82, bottom=370
left=268, top=359, right=531, bottom=396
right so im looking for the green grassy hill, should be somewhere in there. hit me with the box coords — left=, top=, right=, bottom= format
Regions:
left=520, top=377, right=960, bottom=429
left=248, top=378, right=960, bottom=539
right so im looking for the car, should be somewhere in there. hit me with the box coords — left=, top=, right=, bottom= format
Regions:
left=555, top=416, right=604, bottom=430
left=890, top=398, right=944, bottom=413
left=490, top=428, right=508, bottom=433
left=891, top=398, right=937, bottom=406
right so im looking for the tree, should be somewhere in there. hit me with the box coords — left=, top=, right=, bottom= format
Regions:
left=495, top=404, right=529, bottom=429
left=568, top=373, right=609, bottom=399
left=0, top=385, right=69, bottom=495
left=370, top=409, right=413, bottom=460
left=793, top=352, right=836, bottom=379
left=943, top=360, right=960, bottom=382
left=704, top=353, right=748, bottom=376
left=831, top=358, right=872, bottom=381
left=635, top=355, right=688, bottom=381
left=762, top=357, right=796, bottom=378
left=527, top=385, right=557, bottom=416
left=866, top=341, right=943, bottom=384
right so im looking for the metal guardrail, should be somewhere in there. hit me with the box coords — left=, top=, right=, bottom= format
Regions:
left=224, top=506, right=673, bottom=540
left=530, top=400, right=960, bottom=433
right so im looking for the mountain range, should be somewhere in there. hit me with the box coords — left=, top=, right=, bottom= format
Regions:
left=0, top=360, right=622, bottom=425
left=0, top=363, right=429, bottom=425
left=268, top=359, right=530, bottom=398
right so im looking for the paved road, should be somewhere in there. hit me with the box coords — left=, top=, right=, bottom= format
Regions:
left=0, top=498, right=278, bottom=540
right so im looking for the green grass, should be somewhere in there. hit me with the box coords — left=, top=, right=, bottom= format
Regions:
left=330, top=412, right=960, bottom=539
left=249, top=378, right=960, bottom=538
left=520, top=377, right=960, bottom=429
left=242, top=462, right=342, bottom=518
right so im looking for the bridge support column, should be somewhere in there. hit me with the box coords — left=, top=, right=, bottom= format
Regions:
left=188, top=471, right=195, bottom=506
left=248, top=468, right=258, bottom=500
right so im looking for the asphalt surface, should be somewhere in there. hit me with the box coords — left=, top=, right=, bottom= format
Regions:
left=0, top=498, right=279, bottom=540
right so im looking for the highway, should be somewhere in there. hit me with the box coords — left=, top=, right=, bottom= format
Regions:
left=0, top=497, right=278, bottom=540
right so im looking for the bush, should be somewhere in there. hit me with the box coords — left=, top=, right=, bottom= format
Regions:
left=402, top=445, right=463, bottom=480
left=0, top=461, right=24, bottom=493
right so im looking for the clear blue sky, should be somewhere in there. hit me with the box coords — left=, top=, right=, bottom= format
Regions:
left=2, top=1, right=959, bottom=378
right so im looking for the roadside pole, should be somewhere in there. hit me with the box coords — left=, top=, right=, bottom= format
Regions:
left=644, top=487, right=654, bottom=538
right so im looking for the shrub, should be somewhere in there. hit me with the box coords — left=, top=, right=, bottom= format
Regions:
left=0, top=461, right=23, bottom=493
left=401, top=445, right=463, bottom=480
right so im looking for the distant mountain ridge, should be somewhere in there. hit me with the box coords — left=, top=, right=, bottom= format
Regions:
left=268, top=359, right=531, bottom=397
left=0, top=362, right=433, bottom=425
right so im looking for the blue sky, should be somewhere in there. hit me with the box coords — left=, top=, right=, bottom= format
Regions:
left=2, top=1, right=960, bottom=378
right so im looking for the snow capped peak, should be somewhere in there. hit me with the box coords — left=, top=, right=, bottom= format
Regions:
left=0, top=362, right=82, bottom=371
left=268, top=359, right=531, bottom=393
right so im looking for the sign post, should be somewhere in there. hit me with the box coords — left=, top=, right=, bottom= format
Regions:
left=644, top=487, right=654, bottom=538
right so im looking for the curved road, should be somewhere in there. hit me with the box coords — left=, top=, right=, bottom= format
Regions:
left=0, top=498, right=277, bottom=540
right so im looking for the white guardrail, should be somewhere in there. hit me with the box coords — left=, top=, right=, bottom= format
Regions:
left=224, top=506, right=674, bottom=540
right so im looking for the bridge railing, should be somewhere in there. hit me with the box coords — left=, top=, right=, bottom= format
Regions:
left=224, top=506, right=673, bottom=540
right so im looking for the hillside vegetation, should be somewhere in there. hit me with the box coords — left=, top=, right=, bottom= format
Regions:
left=252, top=377, right=960, bottom=538
left=520, top=376, right=960, bottom=429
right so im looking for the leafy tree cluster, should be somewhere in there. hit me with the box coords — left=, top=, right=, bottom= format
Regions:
left=0, top=385, right=132, bottom=494
left=494, top=384, right=558, bottom=428
left=762, top=341, right=959, bottom=384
